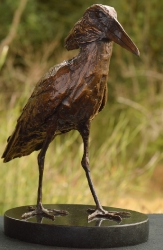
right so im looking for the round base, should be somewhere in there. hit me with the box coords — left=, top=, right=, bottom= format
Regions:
left=4, top=204, right=149, bottom=248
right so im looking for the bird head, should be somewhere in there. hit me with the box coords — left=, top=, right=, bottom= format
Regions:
left=65, top=4, right=139, bottom=56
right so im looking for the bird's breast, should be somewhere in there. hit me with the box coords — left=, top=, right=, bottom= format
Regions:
left=58, top=71, right=107, bottom=127
left=56, top=41, right=111, bottom=130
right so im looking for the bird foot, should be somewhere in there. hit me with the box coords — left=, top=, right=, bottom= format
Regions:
left=21, top=203, right=68, bottom=221
left=87, top=207, right=130, bottom=222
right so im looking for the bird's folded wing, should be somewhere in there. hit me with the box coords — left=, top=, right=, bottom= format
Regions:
left=2, top=62, right=71, bottom=161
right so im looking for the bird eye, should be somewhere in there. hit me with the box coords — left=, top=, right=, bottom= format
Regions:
left=89, top=10, right=105, bottom=20
left=96, top=11, right=104, bottom=18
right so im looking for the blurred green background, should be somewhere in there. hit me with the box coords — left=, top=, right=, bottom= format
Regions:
left=0, top=0, right=163, bottom=215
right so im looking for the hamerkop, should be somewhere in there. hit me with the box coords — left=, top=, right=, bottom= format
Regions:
left=2, top=4, right=139, bottom=221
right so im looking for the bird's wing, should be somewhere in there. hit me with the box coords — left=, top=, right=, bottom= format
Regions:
left=2, top=61, right=71, bottom=162
left=19, top=61, right=71, bottom=129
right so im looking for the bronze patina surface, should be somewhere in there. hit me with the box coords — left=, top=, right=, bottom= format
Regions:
left=2, top=4, right=139, bottom=221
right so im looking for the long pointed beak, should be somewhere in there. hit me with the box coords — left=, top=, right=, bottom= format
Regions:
left=108, top=18, right=140, bottom=56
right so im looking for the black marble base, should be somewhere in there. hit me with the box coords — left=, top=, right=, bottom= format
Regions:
left=4, top=204, right=149, bottom=248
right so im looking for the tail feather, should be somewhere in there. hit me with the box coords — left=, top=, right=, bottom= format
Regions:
left=2, top=123, right=21, bottom=162
left=2, top=122, right=46, bottom=163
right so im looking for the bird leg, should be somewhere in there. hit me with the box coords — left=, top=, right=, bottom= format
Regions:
left=78, top=121, right=130, bottom=222
left=21, top=128, right=68, bottom=220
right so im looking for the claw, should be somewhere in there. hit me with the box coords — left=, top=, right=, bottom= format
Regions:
left=21, top=205, right=68, bottom=221
left=87, top=208, right=130, bottom=222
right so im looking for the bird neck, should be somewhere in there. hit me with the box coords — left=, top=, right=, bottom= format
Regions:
left=77, top=41, right=113, bottom=75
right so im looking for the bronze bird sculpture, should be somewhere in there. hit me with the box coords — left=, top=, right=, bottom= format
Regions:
left=2, top=4, right=139, bottom=221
